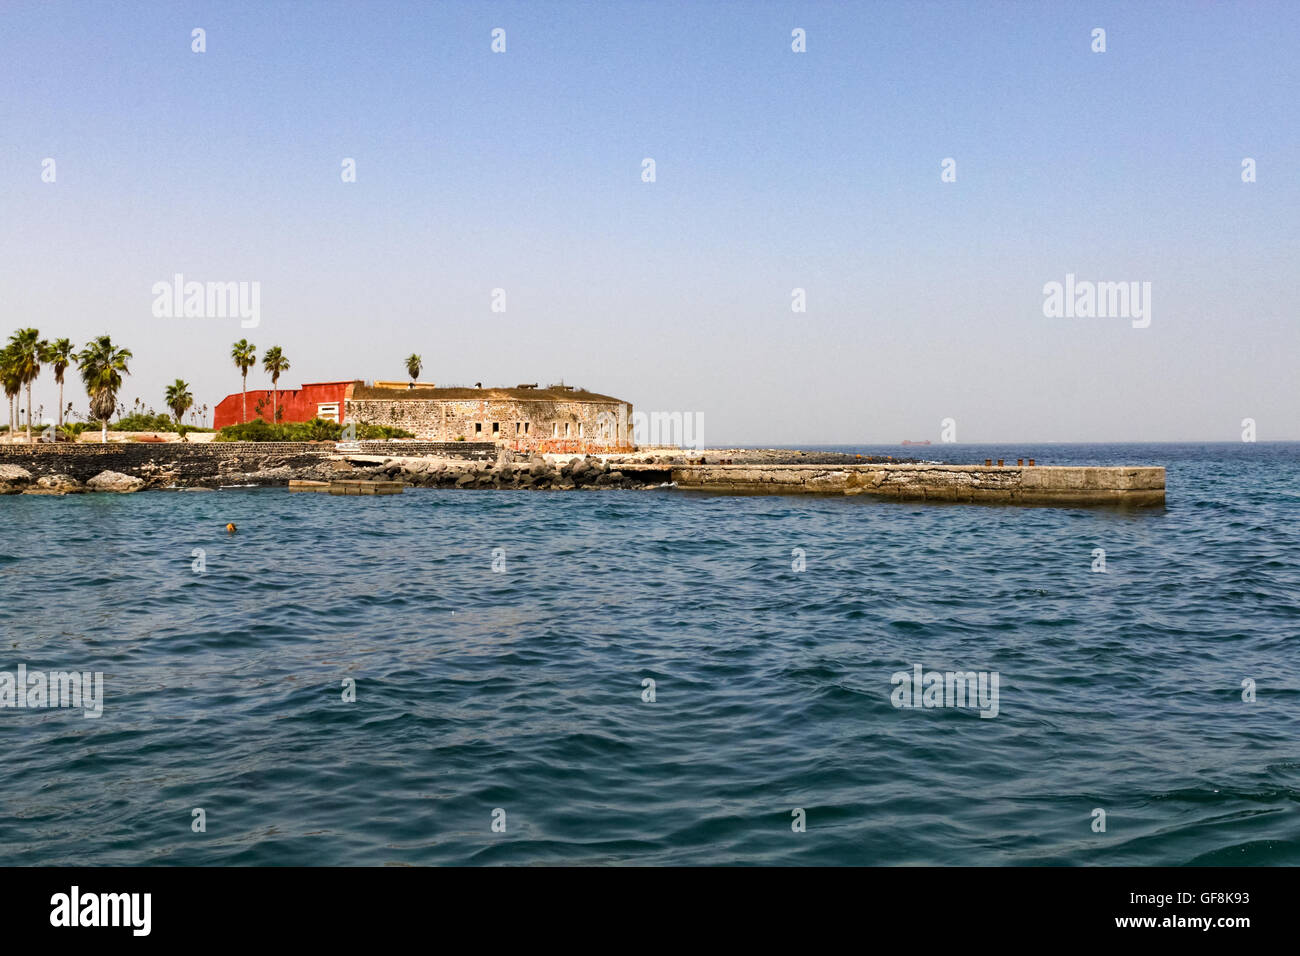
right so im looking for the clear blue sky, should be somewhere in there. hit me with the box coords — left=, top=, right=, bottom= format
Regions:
left=3, top=1, right=1297, bottom=442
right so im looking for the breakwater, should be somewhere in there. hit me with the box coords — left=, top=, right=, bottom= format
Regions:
left=0, top=444, right=1165, bottom=506
left=667, top=463, right=1165, bottom=506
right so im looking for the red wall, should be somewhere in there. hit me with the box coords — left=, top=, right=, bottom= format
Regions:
left=213, top=382, right=356, bottom=429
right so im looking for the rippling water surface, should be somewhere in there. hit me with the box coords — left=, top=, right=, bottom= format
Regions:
left=2, top=443, right=1298, bottom=865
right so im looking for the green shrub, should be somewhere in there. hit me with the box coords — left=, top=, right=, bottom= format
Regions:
left=110, top=413, right=211, bottom=433
left=214, top=418, right=414, bottom=442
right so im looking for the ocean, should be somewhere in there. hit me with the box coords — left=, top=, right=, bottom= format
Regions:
left=1, top=442, right=1297, bottom=865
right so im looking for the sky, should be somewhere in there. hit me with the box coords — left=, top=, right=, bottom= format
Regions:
left=2, top=0, right=1297, bottom=443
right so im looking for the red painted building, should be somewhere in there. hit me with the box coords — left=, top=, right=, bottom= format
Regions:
left=213, top=381, right=358, bottom=429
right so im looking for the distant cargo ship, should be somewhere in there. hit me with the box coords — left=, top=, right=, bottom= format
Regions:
left=901, top=440, right=932, bottom=446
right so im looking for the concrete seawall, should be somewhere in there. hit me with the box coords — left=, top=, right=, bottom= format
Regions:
left=667, top=463, right=1165, bottom=507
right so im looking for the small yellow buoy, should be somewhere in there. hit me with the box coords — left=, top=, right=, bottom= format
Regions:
left=226, top=523, right=237, bottom=534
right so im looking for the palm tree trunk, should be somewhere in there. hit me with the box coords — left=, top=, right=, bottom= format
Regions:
left=241, top=372, right=247, bottom=423
left=25, top=381, right=32, bottom=442
left=57, top=379, right=64, bottom=430
left=272, top=383, right=278, bottom=423
left=101, top=418, right=107, bottom=443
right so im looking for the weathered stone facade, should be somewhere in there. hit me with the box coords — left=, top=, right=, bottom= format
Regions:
left=345, top=385, right=634, bottom=453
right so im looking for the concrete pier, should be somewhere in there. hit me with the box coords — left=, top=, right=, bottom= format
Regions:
left=666, top=463, right=1165, bottom=507
left=289, top=479, right=404, bottom=495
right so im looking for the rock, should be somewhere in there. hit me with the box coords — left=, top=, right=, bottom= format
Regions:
left=0, top=464, right=33, bottom=494
left=86, top=470, right=145, bottom=493
left=253, top=465, right=293, bottom=482
left=35, top=474, right=83, bottom=494
left=454, top=473, right=475, bottom=487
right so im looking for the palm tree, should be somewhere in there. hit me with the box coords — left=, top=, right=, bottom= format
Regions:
left=231, top=339, right=256, bottom=423
left=405, top=354, right=422, bottom=388
left=41, top=338, right=75, bottom=432
left=7, top=328, right=47, bottom=442
left=262, top=346, right=290, bottom=423
left=1, top=346, right=20, bottom=443
left=165, top=379, right=194, bottom=424
left=77, top=335, right=132, bottom=443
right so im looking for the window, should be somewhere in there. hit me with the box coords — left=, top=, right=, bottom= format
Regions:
left=492, top=422, right=500, bottom=435
left=578, top=423, right=584, bottom=438
left=552, top=423, right=558, bottom=438
left=524, top=422, right=530, bottom=434
left=515, top=422, right=521, bottom=435
left=475, top=423, right=483, bottom=434
left=317, top=403, right=340, bottom=422
left=565, top=422, right=571, bottom=437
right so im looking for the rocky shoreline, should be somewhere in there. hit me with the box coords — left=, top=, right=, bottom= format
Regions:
left=0, top=448, right=919, bottom=495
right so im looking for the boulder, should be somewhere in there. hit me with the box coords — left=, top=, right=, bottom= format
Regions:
left=0, top=464, right=33, bottom=494
left=86, top=470, right=145, bottom=493
left=35, top=474, right=83, bottom=494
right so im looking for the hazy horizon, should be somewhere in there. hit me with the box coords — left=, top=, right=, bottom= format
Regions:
left=3, top=1, right=1297, bottom=443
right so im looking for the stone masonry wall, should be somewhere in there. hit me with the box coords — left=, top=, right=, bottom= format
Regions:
left=0, top=441, right=496, bottom=482
left=346, top=398, right=634, bottom=452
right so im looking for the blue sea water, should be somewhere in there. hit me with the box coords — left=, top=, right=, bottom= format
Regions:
left=1, top=442, right=1297, bottom=866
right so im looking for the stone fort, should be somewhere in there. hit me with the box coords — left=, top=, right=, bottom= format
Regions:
left=347, top=384, right=634, bottom=452
left=215, top=380, right=634, bottom=453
